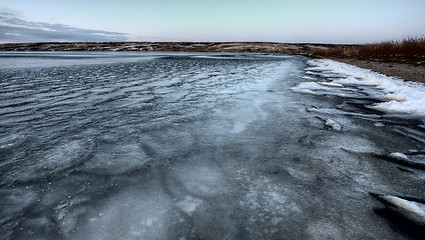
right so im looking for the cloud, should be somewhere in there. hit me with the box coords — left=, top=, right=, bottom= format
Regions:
left=0, top=12, right=129, bottom=42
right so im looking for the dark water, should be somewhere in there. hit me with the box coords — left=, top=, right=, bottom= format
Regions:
left=0, top=52, right=424, bottom=239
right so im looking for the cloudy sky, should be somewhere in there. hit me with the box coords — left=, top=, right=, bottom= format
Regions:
left=1, top=0, right=424, bottom=43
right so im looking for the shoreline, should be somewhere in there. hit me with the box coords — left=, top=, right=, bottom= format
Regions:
left=328, top=58, right=425, bottom=83
left=1, top=41, right=423, bottom=83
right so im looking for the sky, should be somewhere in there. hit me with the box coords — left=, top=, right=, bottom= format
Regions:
left=0, top=0, right=424, bottom=44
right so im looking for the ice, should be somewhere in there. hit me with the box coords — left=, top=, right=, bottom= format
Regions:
left=170, top=156, right=228, bottom=198
left=374, top=122, right=385, bottom=127
left=4, top=139, right=94, bottom=183
left=384, top=94, right=407, bottom=101
left=290, top=82, right=333, bottom=95
left=307, top=107, right=382, bottom=119
left=373, top=194, right=425, bottom=226
left=324, top=118, right=342, bottom=131
left=0, top=187, right=37, bottom=224
left=302, top=76, right=316, bottom=80
left=67, top=185, right=177, bottom=240
left=387, top=196, right=425, bottom=218
left=307, top=222, right=343, bottom=240
left=176, top=196, right=203, bottom=216
left=388, top=152, right=409, bottom=162
left=319, top=82, right=344, bottom=87
left=2, top=52, right=425, bottom=239
left=372, top=99, right=425, bottom=116
left=0, top=133, right=26, bottom=150
left=82, top=143, right=149, bottom=175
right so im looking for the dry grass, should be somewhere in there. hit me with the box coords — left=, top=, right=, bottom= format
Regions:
left=314, top=37, right=425, bottom=64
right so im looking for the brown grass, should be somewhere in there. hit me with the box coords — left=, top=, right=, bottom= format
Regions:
left=313, top=37, right=425, bottom=64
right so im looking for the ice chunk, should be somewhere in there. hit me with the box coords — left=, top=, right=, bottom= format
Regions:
left=374, top=122, right=385, bottom=127
left=388, top=152, right=409, bottom=162
left=319, top=82, right=344, bottom=87
left=302, top=76, right=316, bottom=80
left=372, top=99, right=425, bottom=116
left=324, top=118, right=342, bottom=131
left=291, top=82, right=333, bottom=95
left=371, top=194, right=425, bottom=227
left=384, top=94, right=407, bottom=101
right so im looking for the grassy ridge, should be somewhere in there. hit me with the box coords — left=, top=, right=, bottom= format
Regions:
left=314, top=37, right=425, bottom=64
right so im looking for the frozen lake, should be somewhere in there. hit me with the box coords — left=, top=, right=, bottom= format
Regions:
left=0, top=52, right=424, bottom=239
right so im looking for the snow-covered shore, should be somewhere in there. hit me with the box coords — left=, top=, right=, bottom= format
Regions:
left=292, top=59, right=425, bottom=117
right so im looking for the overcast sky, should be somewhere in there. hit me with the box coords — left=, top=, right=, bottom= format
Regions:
left=1, top=0, right=424, bottom=43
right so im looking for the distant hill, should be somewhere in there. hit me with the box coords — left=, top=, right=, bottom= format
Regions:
left=0, top=42, right=344, bottom=55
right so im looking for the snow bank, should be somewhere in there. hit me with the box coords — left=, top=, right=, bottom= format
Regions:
left=295, top=59, right=425, bottom=117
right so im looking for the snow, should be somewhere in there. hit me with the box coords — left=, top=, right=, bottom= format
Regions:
left=293, top=59, right=425, bottom=116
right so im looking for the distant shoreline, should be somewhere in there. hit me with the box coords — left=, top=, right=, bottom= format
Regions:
left=1, top=41, right=423, bottom=83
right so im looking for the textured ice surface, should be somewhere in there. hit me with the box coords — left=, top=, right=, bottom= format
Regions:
left=1, top=52, right=424, bottom=240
